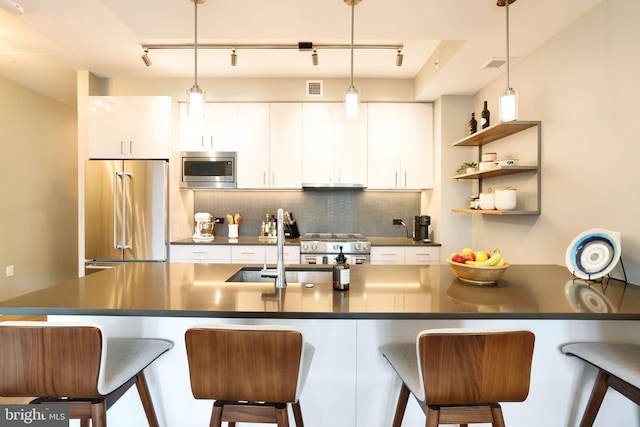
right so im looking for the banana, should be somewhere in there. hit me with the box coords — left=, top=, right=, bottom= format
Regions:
left=474, top=249, right=502, bottom=266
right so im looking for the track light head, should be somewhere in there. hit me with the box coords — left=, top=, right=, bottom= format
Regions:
left=231, top=48, right=237, bottom=66
left=312, top=49, right=318, bottom=66
left=141, top=49, right=152, bottom=67
left=396, top=49, right=403, bottom=67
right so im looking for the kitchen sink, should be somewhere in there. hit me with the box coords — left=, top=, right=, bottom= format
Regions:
left=225, top=266, right=333, bottom=285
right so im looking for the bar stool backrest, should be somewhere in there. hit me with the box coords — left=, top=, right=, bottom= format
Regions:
left=185, top=324, right=305, bottom=403
left=0, top=322, right=105, bottom=398
left=418, top=328, right=535, bottom=405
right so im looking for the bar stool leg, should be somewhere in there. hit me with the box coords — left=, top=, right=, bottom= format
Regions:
left=136, top=371, right=160, bottom=427
left=579, top=370, right=610, bottom=427
left=425, top=406, right=440, bottom=427
left=490, top=403, right=506, bottom=427
left=275, top=403, right=290, bottom=427
left=209, top=401, right=223, bottom=427
left=90, top=401, right=107, bottom=427
left=292, top=401, right=304, bottom=427
left=392, top=383, right=410, bottom=427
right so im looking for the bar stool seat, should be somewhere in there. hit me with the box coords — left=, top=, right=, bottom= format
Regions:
left=380, top=328, right=535, bottom=427
left=185, top=324, right=314, bottom=427
left=0, top=321, right=173, bottom=427
left=561, top=342, right=640, bottom=426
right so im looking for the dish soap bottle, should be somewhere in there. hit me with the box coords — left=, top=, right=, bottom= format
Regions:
left=332, top=246, right=350, bottom=291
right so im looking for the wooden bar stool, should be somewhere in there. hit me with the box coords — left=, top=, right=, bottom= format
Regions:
left=185, top=324, right=314, bottom=427
left=380, top=328, right=535, bottom=427
left=0, top=321, right=173, bottom=427
left=561, top=342, right=640, bottom=426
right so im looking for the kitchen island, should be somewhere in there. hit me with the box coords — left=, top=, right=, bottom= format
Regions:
left=1, top=263, right=638, bottom=427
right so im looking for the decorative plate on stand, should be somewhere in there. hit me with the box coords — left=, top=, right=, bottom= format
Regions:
left=565, top=228, right=621, bottom=280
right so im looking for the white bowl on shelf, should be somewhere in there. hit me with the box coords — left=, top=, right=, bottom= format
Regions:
left=479, top=161, right=495, bottom=171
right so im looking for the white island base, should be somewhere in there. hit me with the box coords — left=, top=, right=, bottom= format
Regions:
left=51, top=316, right=640, bottom=427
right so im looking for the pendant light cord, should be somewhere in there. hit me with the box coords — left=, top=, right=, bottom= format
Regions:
left=505, top=0, right=510, bottom=90
left=194, top=0, right=199, bottom=87
left=349, top=0, right=355, bottom=90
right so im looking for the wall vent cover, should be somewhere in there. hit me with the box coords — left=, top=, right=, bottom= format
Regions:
left=480, top=57, right=508, bottom=70
left=306, top=80, right=323, bottom=97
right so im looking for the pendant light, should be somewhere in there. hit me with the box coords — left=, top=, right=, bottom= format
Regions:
left=498, top=0, right=518, bottom=122
left=187, top=0, right=205, bottom=119
left=344, top=0, right=361, bottom=121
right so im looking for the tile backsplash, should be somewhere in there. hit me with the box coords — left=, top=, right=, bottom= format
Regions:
left=194, top=190, right=421, bottom=238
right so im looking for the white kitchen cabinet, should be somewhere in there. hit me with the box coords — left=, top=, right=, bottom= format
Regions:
left=236, top=103, right=303, bottom=189
left=370, top=246, right=405, bottom=265
left=170, top=244, right=231, bottom=263
left=404, top=246, right=440, bottom=265
left=237, top=103, right=270, bottom=188
left=88, top=96, right=171, bottom=159
left=231, top=245, right=301, bottom=264
left=371, top=246, right=440, bottom=265
left=367, top=103, right=433, bottom=189
left=179, top=103, right=238, bottom=152
left=302, top=103, right=367, bottom=187
left=269, top=103, right=302, bottom=189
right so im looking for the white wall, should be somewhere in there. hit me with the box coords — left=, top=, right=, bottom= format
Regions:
left=0, top=76, right=78, bottom=300
left=468, top=0, right=640, bottom=283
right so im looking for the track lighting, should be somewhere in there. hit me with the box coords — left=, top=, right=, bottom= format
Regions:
left=396, top=49, right=403, bottom=67
left=231, top=48, right=237, bottom=66
left=312, top=49, right=318, bottom=66
left=141, top=49, right=152, bottom=67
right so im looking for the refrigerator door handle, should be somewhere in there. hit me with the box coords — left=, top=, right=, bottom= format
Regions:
left=122, top=171, right=133, bottom=250
left=113, top=171, right=122, bottom=249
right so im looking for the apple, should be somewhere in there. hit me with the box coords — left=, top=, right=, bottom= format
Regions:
left=450, top=253, right=465, bottom=263
left=461, top=247, right=474, bottom=255
left=462, top=251, right=476, bottom=262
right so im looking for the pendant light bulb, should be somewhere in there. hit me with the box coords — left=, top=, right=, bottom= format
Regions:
left=344, top=0, right=360, bottom=121
left=187, top=0, right=206, bottom=119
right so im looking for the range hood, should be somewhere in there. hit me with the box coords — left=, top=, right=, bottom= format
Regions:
left=302, top=182, right=367, bottom=191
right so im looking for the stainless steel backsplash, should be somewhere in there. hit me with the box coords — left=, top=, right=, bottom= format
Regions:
left=194, top=191, right=420, bottom=237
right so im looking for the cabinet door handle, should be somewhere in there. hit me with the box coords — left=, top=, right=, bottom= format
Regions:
left=263, top=171, right=266, bottom=185
left=404, top=172, right=407, bottom=188
left=120, top=141, right=125, bottom=155
left=129, top=140, right=134, bottom=154
left=395, top=172, right=398, bottom=187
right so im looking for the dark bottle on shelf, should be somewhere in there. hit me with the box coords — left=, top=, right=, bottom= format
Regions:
left=481, top=101, right=490, bottom=129
left=468, top=112, right=478, bottom=135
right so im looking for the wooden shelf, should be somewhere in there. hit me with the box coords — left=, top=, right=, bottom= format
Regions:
left=453, top=121, right=541, bottom=147
left=452, top=209, right=540, bottom=215
left=453, top=165, right=538, bottom=180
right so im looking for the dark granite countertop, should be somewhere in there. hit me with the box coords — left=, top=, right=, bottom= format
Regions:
left=171, top=236, right=440, bottom=247
left=0, top=263, right=637, bottom=320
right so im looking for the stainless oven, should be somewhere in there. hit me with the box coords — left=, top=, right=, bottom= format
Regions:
left=181, top=151, right=236, bottom=189
left=299, top=233, right=371, bottom=265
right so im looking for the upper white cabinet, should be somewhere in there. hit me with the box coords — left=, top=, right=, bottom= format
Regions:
left=179, top=103, right=238, bottom=152
left=237, top=103, right=270, bottom=188
left=367, top=103, right=433, bottom=189
left=88, top=96, right=171, bottom=159
left=302, top=103, right=367, bottom=187
left=268, top=103, right=302, bottom=189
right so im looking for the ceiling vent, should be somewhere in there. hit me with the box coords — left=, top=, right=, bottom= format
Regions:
left=480, top=57, right=508, bottom=70
left=306, top=80, right=323, bottom=97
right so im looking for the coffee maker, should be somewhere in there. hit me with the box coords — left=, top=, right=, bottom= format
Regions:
left=413, top=215, right=431, bottom=242
left=193, top=212, right=214, bottom=242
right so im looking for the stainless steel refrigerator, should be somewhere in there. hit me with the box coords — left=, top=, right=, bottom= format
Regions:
left=85, top=160, right=168, bottom=271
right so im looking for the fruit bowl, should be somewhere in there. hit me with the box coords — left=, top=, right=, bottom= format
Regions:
left=446, top=259, right=510, bottom=285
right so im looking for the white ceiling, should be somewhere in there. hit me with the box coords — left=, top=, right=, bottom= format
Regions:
left=0, top=0, right=602, bottom=105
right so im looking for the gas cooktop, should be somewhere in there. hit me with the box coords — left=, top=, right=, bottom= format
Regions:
left=300, top=233, right=370, bottom=255
left=301, top=233, right=367, bottom=242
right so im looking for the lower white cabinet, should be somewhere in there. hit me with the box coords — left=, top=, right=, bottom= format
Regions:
left=371, top=246, right=440, bottom=265
left=171, top=244, right=300, bottom=264
left=231, top=245, right=300, bottom=264
left=170, top=245, right=231, bottom=263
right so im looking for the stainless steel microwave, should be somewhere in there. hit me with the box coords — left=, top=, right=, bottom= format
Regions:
left=180, top=151, right=236, bottom=189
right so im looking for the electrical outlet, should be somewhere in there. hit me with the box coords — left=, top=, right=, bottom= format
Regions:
left=393, top=219, right=404, bottom=225
left=215, top=217, right=224, bottom=224
left=6, top=265, right=14, bottom=277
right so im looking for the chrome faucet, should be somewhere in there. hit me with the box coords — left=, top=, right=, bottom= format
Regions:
left=261, top=208, right=287, bottom=288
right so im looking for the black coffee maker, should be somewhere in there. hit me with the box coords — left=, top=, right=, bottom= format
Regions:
left=413, top=215, right=431, bottom=241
